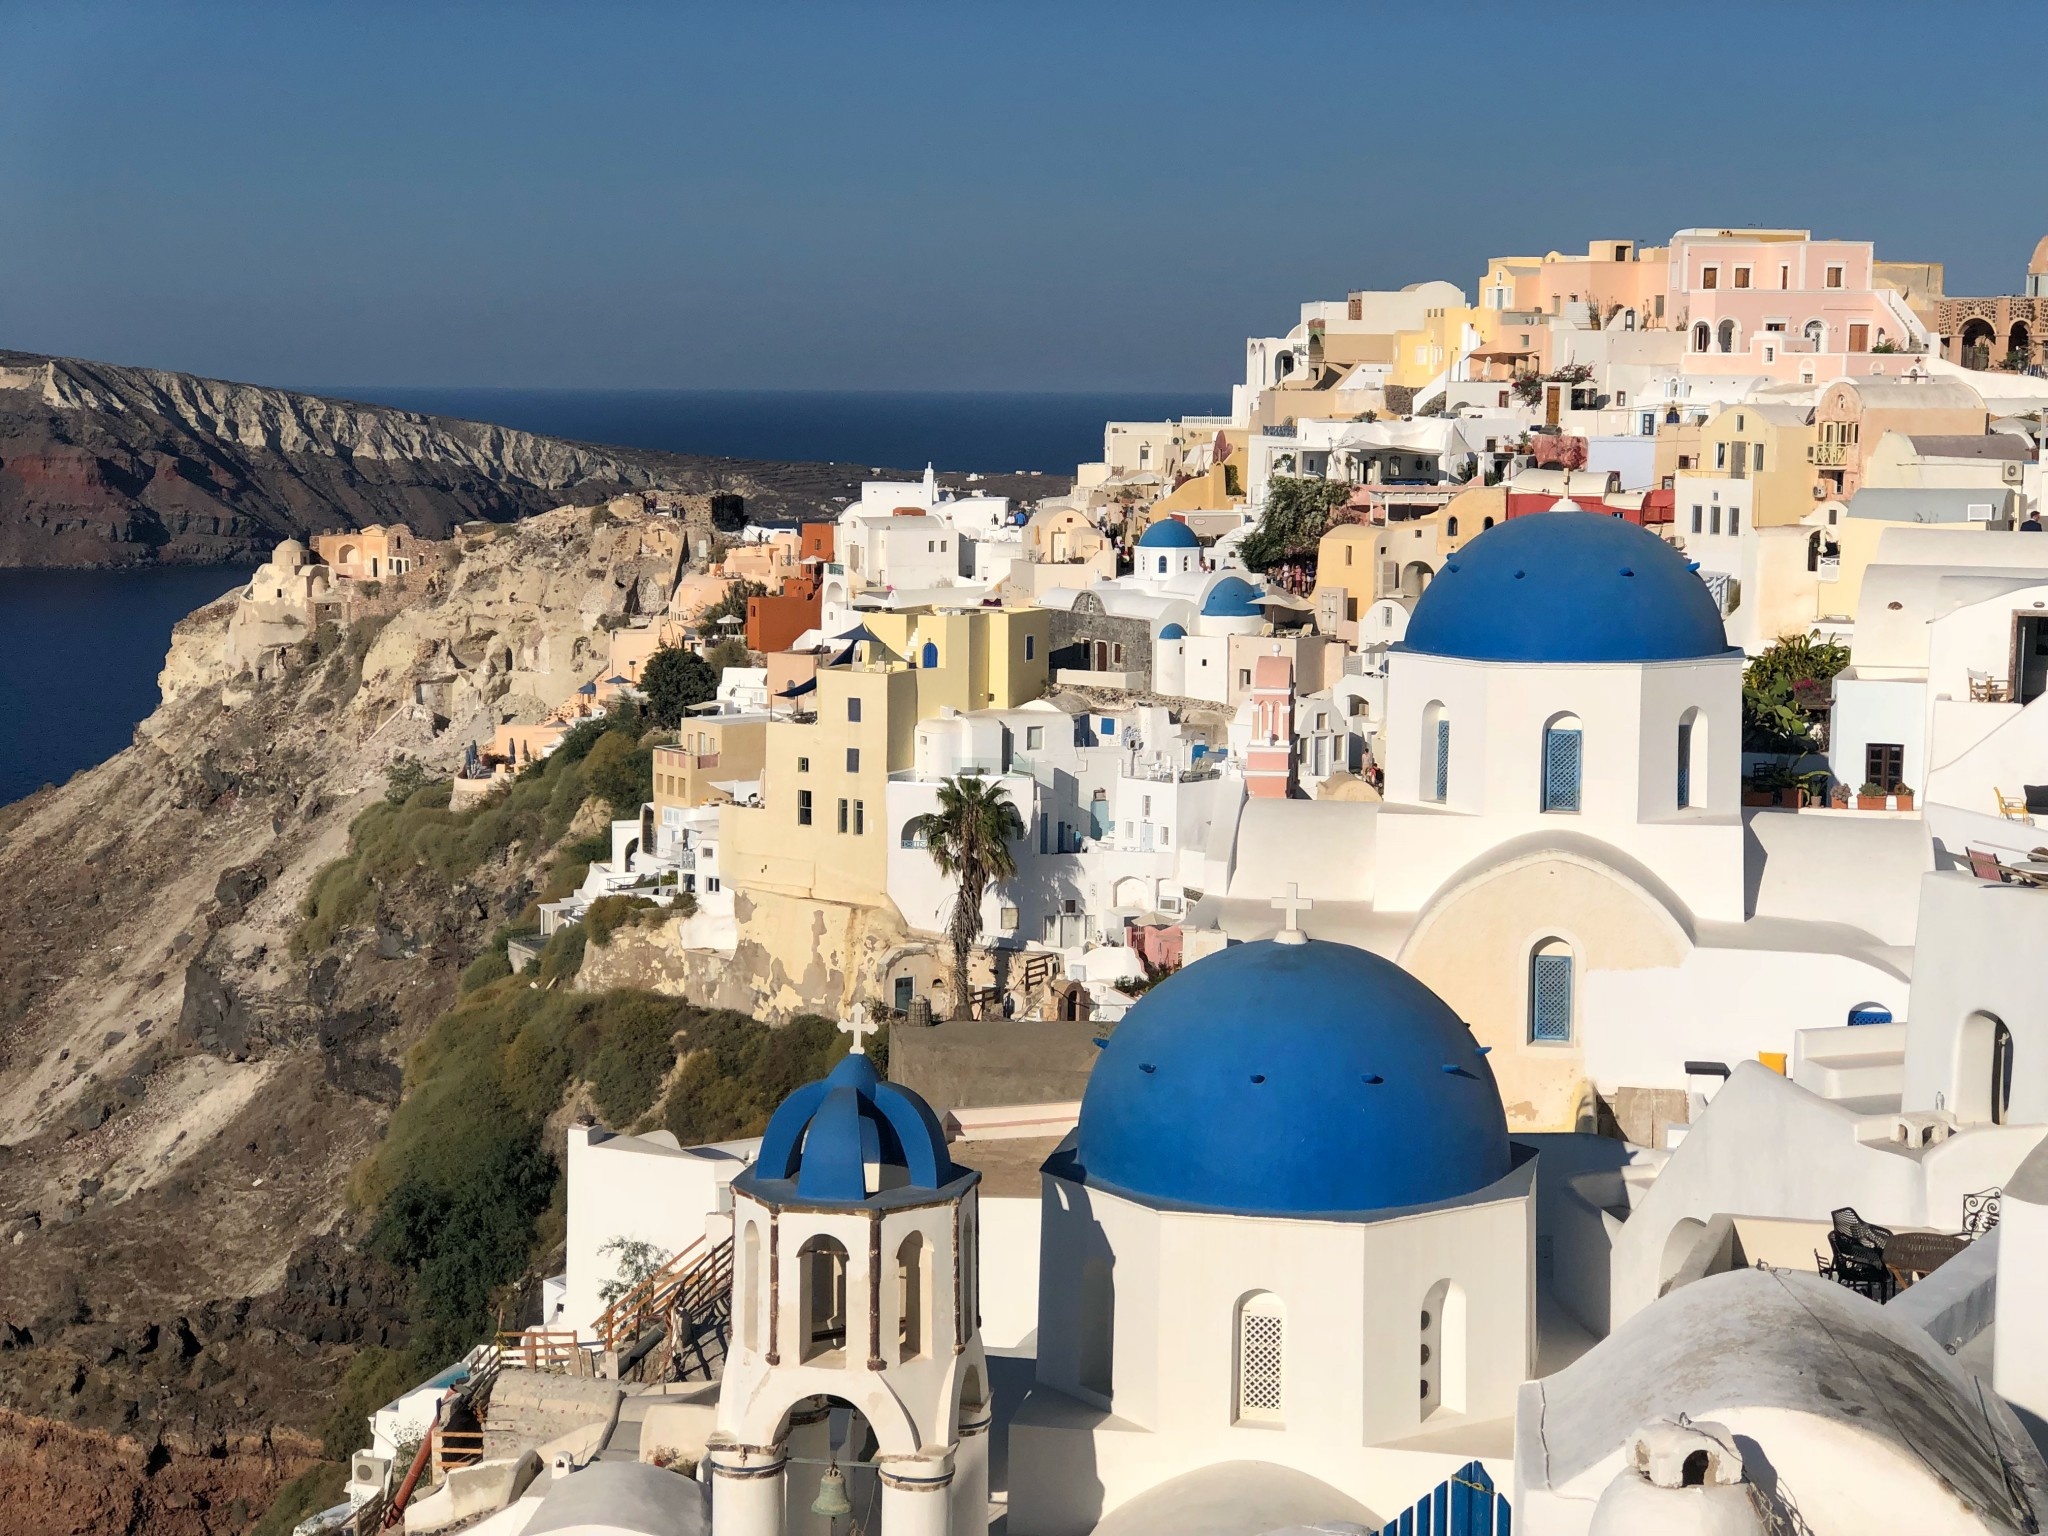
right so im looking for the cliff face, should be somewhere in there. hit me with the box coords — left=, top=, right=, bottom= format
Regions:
left=0, top=503, right=699, bottom=1531
left=0, top=351, right=1064, bottom=567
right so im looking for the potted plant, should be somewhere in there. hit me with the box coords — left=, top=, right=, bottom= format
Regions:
left=1831, top=783, right=1851, bottom=810
left=1891, top=781, right=1915, bottom=812
left=1857, top=779, right=1887, bottom=811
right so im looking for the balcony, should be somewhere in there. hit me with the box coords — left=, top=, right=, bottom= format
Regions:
left=1808, top=443, right=1849, bottom=468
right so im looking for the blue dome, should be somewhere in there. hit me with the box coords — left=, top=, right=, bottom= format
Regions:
left=1138, top=519, right=1199, bottom=548
left=1157, top=622, right=1187, bottom=640
left=1201, top=576, right=1263, bottom=617
left=747, top=1051, right=954, bottom=1204
left=1402, top=512, right=1730, bottom=663
left=1074, top=940, right=1511, bottom=1216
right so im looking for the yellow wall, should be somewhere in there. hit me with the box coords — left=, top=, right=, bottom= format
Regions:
left=653, top=718, right=767, bottom=809
left=1691, top=407, right=1818, bottom=527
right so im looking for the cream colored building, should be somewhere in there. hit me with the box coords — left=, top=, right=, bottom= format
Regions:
left=653, top=716, right=768, bottom=810
left=313, top=523, right=417, bottom=580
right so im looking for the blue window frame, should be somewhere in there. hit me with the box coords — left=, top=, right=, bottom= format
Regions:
left=1531, top=952, right=1573, bottom=1043
left=1676, top=720, right=1693, bottom=809
left=1432, top=719, right=1450, bottom=802
left=1542, top=725, right=1582, bottom=813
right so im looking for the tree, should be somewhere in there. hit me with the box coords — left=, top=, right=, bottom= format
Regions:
left=704, top=579, right=766, bottom=629
left=1237, top=475, right=1352, bottom=576
left=909, top=775, right=1024, bottom=1019
left=641, top=645, right=718, bottom=728
left=1742, top=631, right=1849, bottom=752
left=596, top=1237, right=672, bottom=1309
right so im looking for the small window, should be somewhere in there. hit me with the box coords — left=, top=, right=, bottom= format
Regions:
left=1866, top=742, right=1905, bottom=789
left=1779, top=263, right=1790, bottom=289
left=1729, top=506, right=1741, bottom=536
left=854, top=800, right=866, bottom=836
left=847, top=698, right=863, bottom=723
left=847, top=748, right=861, bottom=773
left=1238, top=669, right=1251, bottom=688
left=1102, top=718, right=1116, bottom=736
left=1026, top=725, right=1044, bottom=750
left=1710, top=505, right=1722, bottom=536
left=1530, top=940, right=1574, bottom=1043
left=798, top=756, right=810, bottom=773
left=837, top=798, right=849, bottom=834
left=1733, top=266, right=1751, bottom=289
left=1825, top=265, right=1844, bottom=289
left=1692, top=505, right=1703, bottom=534
left=1541, top=717, right=1582, bottom=813
left=798, top=789, right=813, bottom=826
left=1025, top=634, right=1036, bottom=661
left=1234, top=1293, right=1285, bottom=1424
left=1701, top=265, right=1719, bottom=290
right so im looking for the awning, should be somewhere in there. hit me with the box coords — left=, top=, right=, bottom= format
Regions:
left=777, top=677, right=818, bottom=698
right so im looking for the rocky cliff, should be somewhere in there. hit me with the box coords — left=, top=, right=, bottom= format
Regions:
left=0, top=502, right=715, bottom=1532
left=0, top=351, right=1062, bottom=567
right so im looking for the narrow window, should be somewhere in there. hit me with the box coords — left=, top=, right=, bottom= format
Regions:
left=1541, top=716, right=1582, bottom=813
left=1729, top=506, right=1741, bottom=536
left=742, top=1223, right=761, bottom=1352
left=896, top=1232, right=926, bottom=1362
left=1826, top=264, right=1844, bottom=289
left=1078, top=1257, right=1113, bottom=1399
left=797, top=756, right=810, bottom=773
left=1025, top=634, right=1036, bottom=661
left=1234, top=1292, right=1286, bottom=1425
left=1692, top=505, right=1703, bottom=534
left=847, top=697, right=862, bottom=723
left=1734, top=266, right=1751, bottom=289
left=1421, top=701, right=1449, bottom=803
left=1530, top=939, right=1574, bottom=1043
left=798, top=1236, right=849, bottom=1362
left=1677, top=709, right=1702, bottom=809
left=837, top=798, right=849, bottom=834
left=797, top=789, right=813, bottom=826
left=853, top=800, right=866, bottom=835
left=1420, top=1279, right=1467, bottom=1418
left=846, top=747, right=860, bottom=773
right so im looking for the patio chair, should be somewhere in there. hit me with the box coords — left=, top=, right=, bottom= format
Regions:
left=1995, top=787, right=2033, bottom=822
left=1965, top=847, right=2011, bottom=884
left=1823, top=1208, right=1897, bottom=1302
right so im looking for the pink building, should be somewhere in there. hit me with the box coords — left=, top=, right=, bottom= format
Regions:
left=1670, top=229, right=1927, bottom=384
left=1245, top=654, right=1297, bottom=799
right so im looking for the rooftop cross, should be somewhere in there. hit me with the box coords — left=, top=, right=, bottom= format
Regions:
left=1271, top=883, right=1313, bottom=946
left=840, top=1004, right=879, bottom=1055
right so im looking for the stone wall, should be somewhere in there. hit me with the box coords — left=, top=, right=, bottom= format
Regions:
left=888, top=1019, right=1102, bottom=1112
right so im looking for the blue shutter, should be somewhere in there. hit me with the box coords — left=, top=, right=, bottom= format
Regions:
left=1531, top=954, right=1573, bottom=1043
left=1676, top=721, right=1693, bottom=809
left=1542, top=727, right=1581, bottom=813
left=1434, top=719, right=1451, bottom=802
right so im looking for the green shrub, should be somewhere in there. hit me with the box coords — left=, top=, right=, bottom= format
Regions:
left=385, top=757, right=432, bottom=806
left=586, top=994, right=684, bottom=1123
left=460, top=949, right=513, bottom=993
left=537, top=924, right=587, bottom=984
left=251, top=1461, right=348, bottom=1536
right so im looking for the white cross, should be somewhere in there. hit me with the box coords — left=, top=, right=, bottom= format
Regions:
left=839, top=1004, right=879, bottom=1055
left=1270, top=883, right=1313, bottom=945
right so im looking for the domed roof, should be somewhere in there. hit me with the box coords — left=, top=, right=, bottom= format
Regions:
left=1074, top=940, right=1512, bottom=1216
left=747, top=1050, right=954, bottom=1204
left=1402, top=512, right=1730, bottom=664
left=2031, top=233, right=2048, bottom=276
left=1201, top=576, right=1264, bottom=617
left=1157, top=622, right=1187, bottom=640
left=1138, top=518, right=1200, bottom=548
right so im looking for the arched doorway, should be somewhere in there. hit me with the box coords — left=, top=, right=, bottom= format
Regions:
left=1803, top=319, right=1825, bottom=352
left=1716, top=319, right=1737, bottom=354
left=1955, top=1010, right=2014, bottom=1123
left=2011, top=321, right=2032, bottom=369
left=1962, top=318, right=1997, bottom=370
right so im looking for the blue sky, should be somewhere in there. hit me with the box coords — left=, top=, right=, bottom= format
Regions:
left=2, top=1, right=2043, bottom=393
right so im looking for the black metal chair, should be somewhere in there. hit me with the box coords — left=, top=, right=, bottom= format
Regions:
left=1819, top=1207, right=1896, bottom=1301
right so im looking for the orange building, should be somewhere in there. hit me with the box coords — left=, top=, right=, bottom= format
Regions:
left=747, top=570, right=823, bottom=653
left=312, top=523, right=418, bottom=580
left=799, top=522, right=836, bottom=563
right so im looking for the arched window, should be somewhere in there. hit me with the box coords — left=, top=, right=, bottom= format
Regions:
left=1803, top=319, right=1825, bottom=351
left=1420, top=1279, right=1467, bottom=1417
left=1717, top=319, right=1736, bottom=354
left=1693, top=322, right=1710, bottom=352
left=901, top=820, right=927, bottom=849
left=1483, top=515, right=1496, bottom=530
left=1541, top=713, right=1582, bottom=813
left=1156, top=555, right=1169, bottom=575
left=1623, top=308, right=1637, bottom=332
left=1421, top=701, right=1450, bottom=804
left=741, top=1222, right=761, bottom=1352
left=1445, top=516, right=1460, bottom=537
left=1847, top=1003, right=1893, bottom=1026
left=1677, top=706, right=1705, bottom=809
left=1078, top=1256, right=1114, bottom=1399
left=896, top=1231, right=927, bottom=1362
left=797, top=1235, right=849, bottom=1363
left=921, top=641, right=939, bottom=669
left=1234, top=1291, right=1285, bottom=1425
left=1529, top=938, right=1574, bottom=1043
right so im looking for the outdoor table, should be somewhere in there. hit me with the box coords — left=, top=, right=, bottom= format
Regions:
left=2013, top=860, right=2048, bottom=886
left=1884, top=1230, right=1970, bottom=1287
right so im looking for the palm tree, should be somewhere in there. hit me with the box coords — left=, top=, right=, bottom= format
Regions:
left=910, top=775, right=1024, bottom=1019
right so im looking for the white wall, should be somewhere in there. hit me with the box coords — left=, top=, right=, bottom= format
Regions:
left=1902, top=871, right=2048, bottom=1126
left=1830, top=676, right=1927, bottom=793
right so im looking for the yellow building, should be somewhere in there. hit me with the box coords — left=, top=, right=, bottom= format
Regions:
left=722, top=638, right=921, bottom=908
left=856, top=606, right=1050, bottom=714
left=653, top=716, right=768, bottom=810
left=1685, top=403, right=1817, bottom=528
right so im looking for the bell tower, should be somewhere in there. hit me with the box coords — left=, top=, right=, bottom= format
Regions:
left=708, top=1012, right=989, bottom=1536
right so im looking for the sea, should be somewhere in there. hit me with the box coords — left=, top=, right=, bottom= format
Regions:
left=0, top=388, right=1220, bottom=807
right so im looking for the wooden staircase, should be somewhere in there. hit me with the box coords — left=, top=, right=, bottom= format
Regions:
left=591, top=1234, right=735, bottom=1382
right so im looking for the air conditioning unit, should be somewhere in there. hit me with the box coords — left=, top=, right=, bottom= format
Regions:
left=2004, top=460, right=2025, bottom=484
left=1967, top=503, right=1996, bottom=523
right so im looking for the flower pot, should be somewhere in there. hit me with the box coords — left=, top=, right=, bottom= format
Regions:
left=1742, top=790, right=1774, bottom=807
left=1857, top=794, right=1885, bottom=811
left=1894, top=792, right=1915, bottom=811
